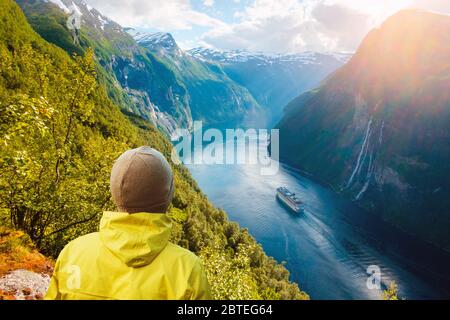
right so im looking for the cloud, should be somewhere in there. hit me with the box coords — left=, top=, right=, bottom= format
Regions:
left=312, top=3, right=371, bottom=51
left=412, top=0, right=450, bottom=14
left=85, top=0, right=450, bottom=53
left=201, top=0, right=450, bottom=53
left=202, top=0, right=372, bottom=53
left=85, top=0, right=224, bottom=30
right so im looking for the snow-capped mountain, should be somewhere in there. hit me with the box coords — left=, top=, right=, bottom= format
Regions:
left=187, top=47, right=352, bottom=65
left=27, top=0, right=352, bottom=128
left=126, top=29, right=183, bottom=57
left=46, top=0, right=128, bottom=35
left=187, top=47, right=352, bottom=125
left=126, top=30, right=263, bottom=127
left=45, top=0, right=70, bottom=13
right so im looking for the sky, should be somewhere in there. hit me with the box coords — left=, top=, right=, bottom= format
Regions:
left=84, top=0, right=450, bottom=53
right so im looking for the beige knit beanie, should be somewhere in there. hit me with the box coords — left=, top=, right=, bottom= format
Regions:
left=110, top=147, right=174, bottom=213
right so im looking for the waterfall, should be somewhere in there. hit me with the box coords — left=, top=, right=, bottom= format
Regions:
left=355, top=180, right=370, bottom=200
left=355, top=148, right=374, bottom=201
left=379, top=121, right=385, bottom=145
left=356, top=125, right=373, bottom=178
left=346, top=117, right=373, bottom=188
left=344, top=119, right=384, bottom=201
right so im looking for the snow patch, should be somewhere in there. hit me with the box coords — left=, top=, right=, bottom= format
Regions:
left=69, top=1, right=82, bottom=16
left=46, top=0, right=70, bottom=13
left=187, top=47, right=352, bottom=65
left=97, top=14, right=109, bottom=30
left=327, top=52, right=353, bottom=63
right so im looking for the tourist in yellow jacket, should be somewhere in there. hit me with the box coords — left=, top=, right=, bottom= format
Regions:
left=45, top=147, right=212, bottom=300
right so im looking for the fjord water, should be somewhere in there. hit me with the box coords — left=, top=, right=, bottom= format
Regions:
left=186, top=136, right=450, bottom=300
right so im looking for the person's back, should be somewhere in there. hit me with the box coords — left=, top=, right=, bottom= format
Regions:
left=45, top=147, right=212, bottom=300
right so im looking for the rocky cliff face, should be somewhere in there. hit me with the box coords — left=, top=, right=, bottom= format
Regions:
left=17, top=0, right=191, bottom=133
left=17, top=0, right=262, bottom=133
left=130, top=30, right=263, bottom=128
left=277, top=10, right=450, bottom=250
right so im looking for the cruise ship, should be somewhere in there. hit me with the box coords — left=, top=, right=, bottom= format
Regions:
left=276, top=187, right=305, bottom=213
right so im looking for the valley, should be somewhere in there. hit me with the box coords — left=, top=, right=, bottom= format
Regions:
left=187, top=136, right=450, bottom=299
left=277, top=9, right=450, bottom=252
left=2, top=0, right=450, bottom=300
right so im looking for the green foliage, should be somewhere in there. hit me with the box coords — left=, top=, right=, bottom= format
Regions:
left=199, top=241, right=260, bottom=300
left=18, top=0, right=262, bottom=129
left=0, top=42, right=127, bottom=253
left=382, top=282, right=399, bottom=301
left=0, top=0, right=308, bottom=300
left=168, top=207, right=188, bottom=224
left=16, top=0, right=83, bottom=56
left=0, top=226, right=34, bottom=254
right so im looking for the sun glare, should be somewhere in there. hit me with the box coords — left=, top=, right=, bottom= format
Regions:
left=331, top=0, right=414, bottom=24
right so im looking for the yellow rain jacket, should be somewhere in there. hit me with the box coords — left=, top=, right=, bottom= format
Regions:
left=45, top=212, right=212, bottom=300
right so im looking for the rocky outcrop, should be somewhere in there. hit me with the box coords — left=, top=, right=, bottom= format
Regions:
left=0, top=228, right=53, bottom=300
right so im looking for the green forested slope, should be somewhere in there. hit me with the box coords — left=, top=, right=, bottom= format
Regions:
left=16, top=0, right=190, bottom=132
left=17, top=0, right=262, bottom=132
left=0, top=0, right=307, bottom=299
left=133, top=32, right=263, bottom=126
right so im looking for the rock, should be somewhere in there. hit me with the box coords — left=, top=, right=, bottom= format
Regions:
left=0, top=269, right=50, bottom=300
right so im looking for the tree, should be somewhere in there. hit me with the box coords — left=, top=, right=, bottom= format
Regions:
left=199, top=241, right=261, bottom=300
left=0, top=45, right=125, bottom=255
left=0, top=0, right=308, bottom=299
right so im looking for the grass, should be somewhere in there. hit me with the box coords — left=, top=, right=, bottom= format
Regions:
left=0, top=227, right=54, bottom=278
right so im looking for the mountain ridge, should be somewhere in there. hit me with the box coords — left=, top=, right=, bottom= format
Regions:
left=1, top=0, right=307, bottom=299
left=277, top=9, right=450, bottom=250
left=188, top=46, right=351, bottom=125
left=187, top=47, right=352, bottom=64
left=18, top=0, right=264, bottom=133
left=24, top=0, right=351, bottom=130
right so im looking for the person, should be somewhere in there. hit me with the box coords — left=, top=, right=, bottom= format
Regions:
left=45, top=146, right=212, bottom=300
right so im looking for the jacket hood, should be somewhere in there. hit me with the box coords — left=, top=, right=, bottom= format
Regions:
left=99, top=212, right=172, bottom=268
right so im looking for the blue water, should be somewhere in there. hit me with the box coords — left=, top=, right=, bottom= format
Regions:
left=186, top=137, right=450, bottom=300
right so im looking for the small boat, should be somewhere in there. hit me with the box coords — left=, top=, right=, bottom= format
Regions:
left=276, top=187, right=305, bottom=214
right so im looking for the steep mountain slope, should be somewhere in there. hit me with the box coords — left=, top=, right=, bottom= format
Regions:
left=1, top=0, right=307, bottom=299
left=17, top=0, right=191, bottom=133
left=189, top=48, right=351, bottom=125
left=129, top=30, right=262, bottom=127
left=277, top=10, right=450, bottom=250
left=128, top=31, right=184, bottom=57
left=18, top=0, right=262, bottom=132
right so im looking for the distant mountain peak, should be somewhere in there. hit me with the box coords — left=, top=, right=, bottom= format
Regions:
left=339, top=8, right=450, bottom=97
left=45, top=0, right=122, bottom=33
left=45, top=0, right=70, bottom=13
left=128, top=30, right=182, bottom=57
left=187, top=47, right=352, bottom=65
